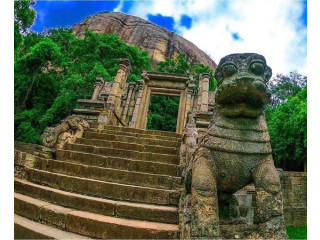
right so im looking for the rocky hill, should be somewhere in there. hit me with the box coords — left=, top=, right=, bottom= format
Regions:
left=72, top=12, right=216, bottom=70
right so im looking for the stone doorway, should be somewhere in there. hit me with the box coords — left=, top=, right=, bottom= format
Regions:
left=146, top=94, right=180, bottom=132
left=129, top=72, right=195, bottom=134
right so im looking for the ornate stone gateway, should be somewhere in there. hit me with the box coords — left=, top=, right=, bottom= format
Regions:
left=128, top=72, right=195, bottom=133
left=72, top=59, right=212, bottom=134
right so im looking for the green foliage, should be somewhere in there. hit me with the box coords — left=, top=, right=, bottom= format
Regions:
left=157, top=53, right=217, bottom=90
left=14, top=0, right=36, bottom=50
left=147, top=95, right=180, bottom=132
left=266, top=74, right=307, bottom=171
left=286, top=226, right=307, bottom=240
left=15, top=22, right=151, bottom=143
left=267, top=72, right=307, bottom=107
left=147, top=54, right=217, bottom=131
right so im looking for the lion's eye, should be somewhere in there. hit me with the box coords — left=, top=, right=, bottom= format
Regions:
left=249, top=61, right=265, bottom=75
left=222, top=64, right=237, bottom=78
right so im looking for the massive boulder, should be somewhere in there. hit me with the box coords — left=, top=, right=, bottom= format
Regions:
left=72, top=12, right=217, bottom=69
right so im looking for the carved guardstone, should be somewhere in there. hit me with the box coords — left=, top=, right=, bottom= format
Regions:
left=40, top=116, right=89, bottom=150
left=180, top=53, right=288, bottom=240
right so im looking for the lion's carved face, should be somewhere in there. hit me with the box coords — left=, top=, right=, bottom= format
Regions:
left=214, top=53, right=272, bottom=118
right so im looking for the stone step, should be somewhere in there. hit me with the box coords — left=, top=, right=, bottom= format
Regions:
left=87, top=128, right=181, bottom=142
left=76, top=138, right=178, bottom=155
left=89, top=123, right=182, bottom=138
left=56, top=150, right=180, bottom=177
left=15, top=178, right=179, bottom=224
left=14, top=214, right=88, bottom=240
left=83, top=131, right=180, bottom=148
left=25, top=168, right=180, bottom=206
left=64, top=143, right=179, bottom=165
left=15, top=193, right=72, bottom=229
left=14, top=194, right=179, bottom=239
left=34, top=157, right=181, bottom=190
left=66, top=210, right=178, bottom=239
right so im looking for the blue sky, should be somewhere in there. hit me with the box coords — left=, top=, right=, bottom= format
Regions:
left=30, top=0, right=307, bottom=76
left=31, top=1, right=183, bottom=32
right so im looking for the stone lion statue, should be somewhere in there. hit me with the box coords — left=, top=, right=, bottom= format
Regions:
left=184, top=53, right=288, bottom=239
left=40, top=116, right=89, bottom=150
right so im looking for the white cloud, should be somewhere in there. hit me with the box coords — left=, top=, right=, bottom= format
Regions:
left=113, top=1, right=124, bottom=13
left=124, top=0, right=307, bottom=77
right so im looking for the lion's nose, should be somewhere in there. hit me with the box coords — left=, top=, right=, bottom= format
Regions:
left=237, top=72, right=253, bottom=81
left=252, top=80, right=266, bottom=92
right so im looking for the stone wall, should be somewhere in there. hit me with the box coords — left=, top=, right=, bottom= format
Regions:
left=281, top=171, right=307, bottom=226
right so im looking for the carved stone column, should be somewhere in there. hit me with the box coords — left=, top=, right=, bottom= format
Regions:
left=121, top=82, right=135, bottom=123
left=91, top=77, right=105, bottom=101
left=127, top=87, right=137, bottom=123
left=98, top=58, right=131, bottom=126
left=129, top=79, right=145, bottom=128
left=106, top=58, right=131, bottom=115
left=199, top=73, right=210, bottom=112
left=184, top=75, right=195, bottom=128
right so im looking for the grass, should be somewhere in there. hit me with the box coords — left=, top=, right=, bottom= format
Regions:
left=286, top=226, right=307, bottom=239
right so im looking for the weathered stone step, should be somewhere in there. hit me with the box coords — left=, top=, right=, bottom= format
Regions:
left=83, top=131, right=180, bottom=148
left=57, top=150, right=179, bottom=177
left=14, top=214, right=88, bottom=240
left=76, top=138, right=178, bottom=155
left=25, top=168, right=180, bottom=206
left=66, top=210, right=178, bottom=239
left=64, top=143, right=179, bottom=165
left=14, top=195, right=178, bottom=239
left=15, top=178, right=179, bottom=224
left=34, top=157, right=181, bottom=190
left=15, top=193, right=72, bottom=230
left=89, top=123, right=182, bottom=138
left=87, top=128, right=181, bottom=142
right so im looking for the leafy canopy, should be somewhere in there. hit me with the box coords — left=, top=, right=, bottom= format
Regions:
left=15, top=23, right=150, bottom=143
left=14, top=0, right=36, bottom=50
left=266, top=72, right=307, bottom=171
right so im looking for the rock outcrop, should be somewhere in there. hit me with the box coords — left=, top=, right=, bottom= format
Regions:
left=72, top=12, right=217, bottom=69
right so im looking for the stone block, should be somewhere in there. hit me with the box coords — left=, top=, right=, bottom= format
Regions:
left=40, top=204, right=72, bottom=229
left=14, top=193, right=47, bottom=221
left=47, top=159, right=87, bottom=177
left=115, top=202, right=178, bottom=224
left=66, top=211, right=178, bottom=239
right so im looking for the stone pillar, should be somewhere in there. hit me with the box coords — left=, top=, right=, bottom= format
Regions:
left=127, top=87, right=137, bottom=122
left=184, top=76, right=195, bottom=128
left=121, top=83, right=135, bottom=122
left=106, top=58, right=131, bottom=115
left=91, top=77, right=105, bottom=101
left=199, top=73, right=210, bottom=112
left=129, top=80, right=145, bottom=128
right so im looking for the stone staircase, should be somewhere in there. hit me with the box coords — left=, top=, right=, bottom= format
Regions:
left=14, top=124, right=182, bottom=239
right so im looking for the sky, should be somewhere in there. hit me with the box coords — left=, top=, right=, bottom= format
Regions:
left=30, top=0, right=307, bottom=77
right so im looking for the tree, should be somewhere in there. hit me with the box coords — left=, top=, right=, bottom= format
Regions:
left=157, top=53, right=217, bottom=90
left=147, top=95, right=180, bottom=132
left=265, top=72, right=307, bottom=171
left=14, top=0, right=36, bottom=50
left=267, top=71, right=307, bottom=107
left=14, top=27, right=151, bottom=143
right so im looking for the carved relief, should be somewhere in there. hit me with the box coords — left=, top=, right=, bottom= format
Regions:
left=40, top=116, right=89, bottom=150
